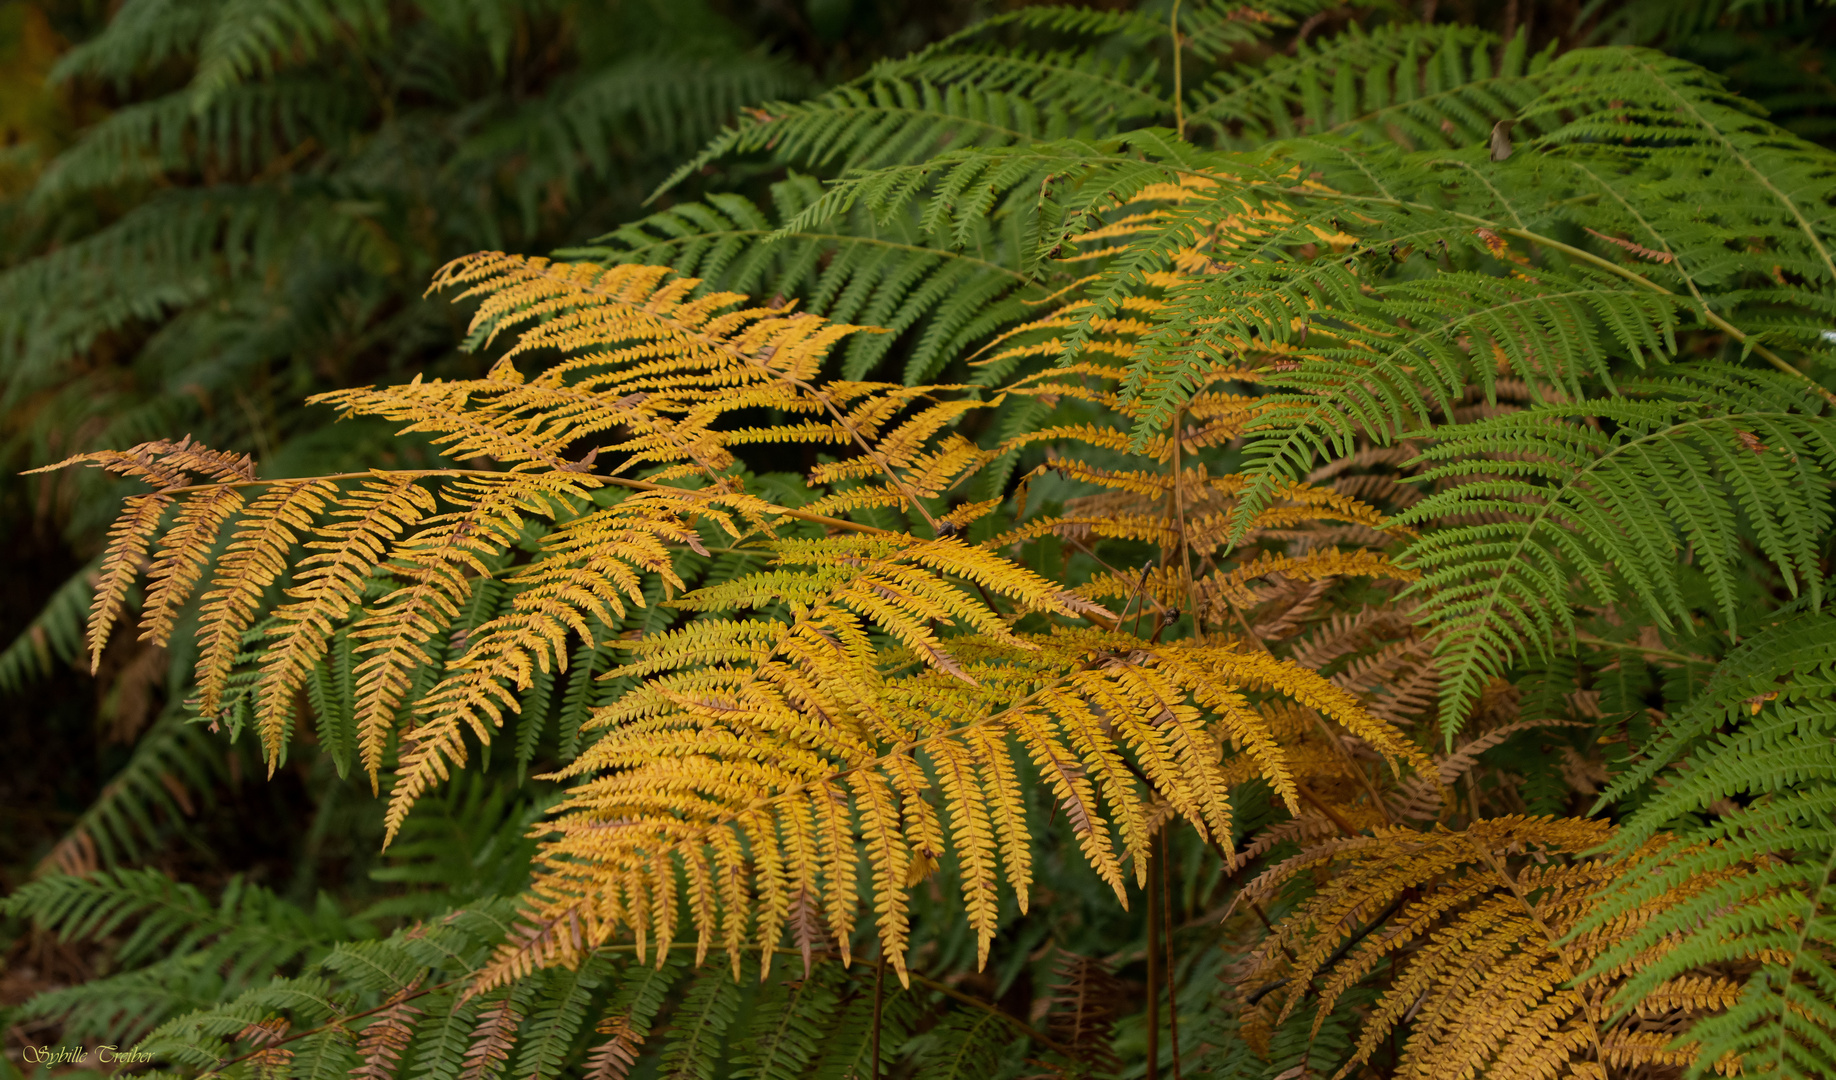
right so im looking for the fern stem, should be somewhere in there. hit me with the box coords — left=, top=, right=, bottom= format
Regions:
left=1146, top=828, right=1160, bottom=1080
left=871, top=949, right=885, bottom=1080
left=1160, top=831, right=1182, bottom=1080
left=1170, top=411, right=1202, bottom=642
left=1169, top=0, right=1185, bottom=141
left=143, top=468, right=901, bottom=536
left=1570, top=635, right=1708, bottom=665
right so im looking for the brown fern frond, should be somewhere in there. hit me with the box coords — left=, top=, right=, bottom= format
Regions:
left=58, top=247, right=1457, bottom=1015
left=32, top=434, right=256, bottom=490
left=88, top=493, right=172, bottom=670
left=1238, top=816, right=1744, bottom=1080
left=584, top=1013, right=645, bottom=1080
left=1043, top=950, right=1126, bottom=1073
left=256, top=474, right=438, bottom=768
left=236, top=1016, right=294, bottom=1080
left=458, top=998, right=522, bottom=1080
left=351, top=472, right=599, bottom=780
left=352, top=979, right=425, bottom=1080
left=194, top=480, right=338, bottom=715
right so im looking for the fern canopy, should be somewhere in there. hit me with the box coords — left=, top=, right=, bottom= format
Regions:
left=8, top=2, right=1836, bottom=1078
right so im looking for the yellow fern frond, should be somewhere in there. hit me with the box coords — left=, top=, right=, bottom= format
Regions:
left=88, top=493, right=173, bottom=670
left=474, top=627, right=1413, bottom=994
left=258, top=475, right=438, bottom=767
left=194, top=480, right=337, bottom=715
left=351, top=472, right=599, bottom=780
left=141, top=488, right=246, bottom=648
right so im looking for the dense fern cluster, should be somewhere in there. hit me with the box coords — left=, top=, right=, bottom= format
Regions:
left=5, top=1, right=1836, bottom=1079
left=0, top=0, right=808, bottom=710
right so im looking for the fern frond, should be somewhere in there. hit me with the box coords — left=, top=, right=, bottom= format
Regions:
left=352, top=979, right=425, bottom=1080
left=0, top=562, right=95, bottom=694
left=1583, top=609, right=1836, bottom=1078
left=1043, top=949, right=1125, bottom=1073
left=88, top=493, right=172, bottom=668
left=189, top=0, right=388, bottom=105
left=1189, top=23, right=1554, bottom=148
left=1395, top=369, right=1836, bottom=732
left=1, top=867, right=368, bottom=1042
left=142, top=486, right=246, bottom=647
left=48, top=0, right=215, bottom=88
left=37, top=709, right=224, bottom=872
left=480, top=624, right=1416, bottom=991
left=1240, top=816, right=1743, bottom=1080
left=657, top=969, right=741, bottom=1080
left=655, top=4, right=1181, bottom=198
left=256, top=473, right=437, bottom=766
left=195, top=479, right=337, bottom=715
left=458, top=993, right=524, bottom=1080
left=727, top=965, right=844, bottom=1080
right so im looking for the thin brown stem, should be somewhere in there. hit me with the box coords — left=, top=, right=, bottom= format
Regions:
left=144, top=468, right=895, bottom=536
left=1295, top=781, right=1363, bottom=837
left=1146, top=829, right=1162, bottom=1080
left=1170, top=409, right=1202, bottom=643
left=1169, top=0, right=1185, bottom=140
left=1161, top=827, right=1183, bottom=1080
left=871, top=950, right=887, bottom=1080
left=1571, top=634, right=1708, bottom=665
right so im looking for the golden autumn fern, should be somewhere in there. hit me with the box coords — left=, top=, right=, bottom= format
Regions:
left=15, top=3, right=1836, bottom=1079
left=43, top=250, right=1430, bottom=994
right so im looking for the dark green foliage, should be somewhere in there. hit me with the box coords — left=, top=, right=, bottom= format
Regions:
left=1, top=867, right=373, bottom=1042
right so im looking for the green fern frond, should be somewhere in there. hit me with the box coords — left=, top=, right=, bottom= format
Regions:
left=654, top=5, right=1178, bottom=199
left=48, top=0, right=217, bottom=88
left=37, top=710, right=225, bottom=871
left=514, top=957, right=611, bottom=1080
left=1584, top=0, right=1835, bottom=43
left=29, top=81, right=369, bottom=208
left=139, top=974, right=352, bottom=1071
left=726, top=966, right=844, bottom=1080
left=364, top=775, right=545, bottom=916
left=190, top=0, right=388, bottom=105
left=908, top=1008, right=1022, bottom=1079
left=1396, top=369, right=1835, bottom=732
left=1584, top=609, right=1836, bottom=1078
left=1188, top=23, right=1555, bottom=148
left=805, top=980, right=916, bottom=1080
left=0, top=561, right=94, bottom=694
left=1, top=868, right=369, bottom=1042
left=657, top=970, right=741, bottom=1080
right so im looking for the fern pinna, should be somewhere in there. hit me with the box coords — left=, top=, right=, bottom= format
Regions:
left=10, top=2, right=1836, bottom=1078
